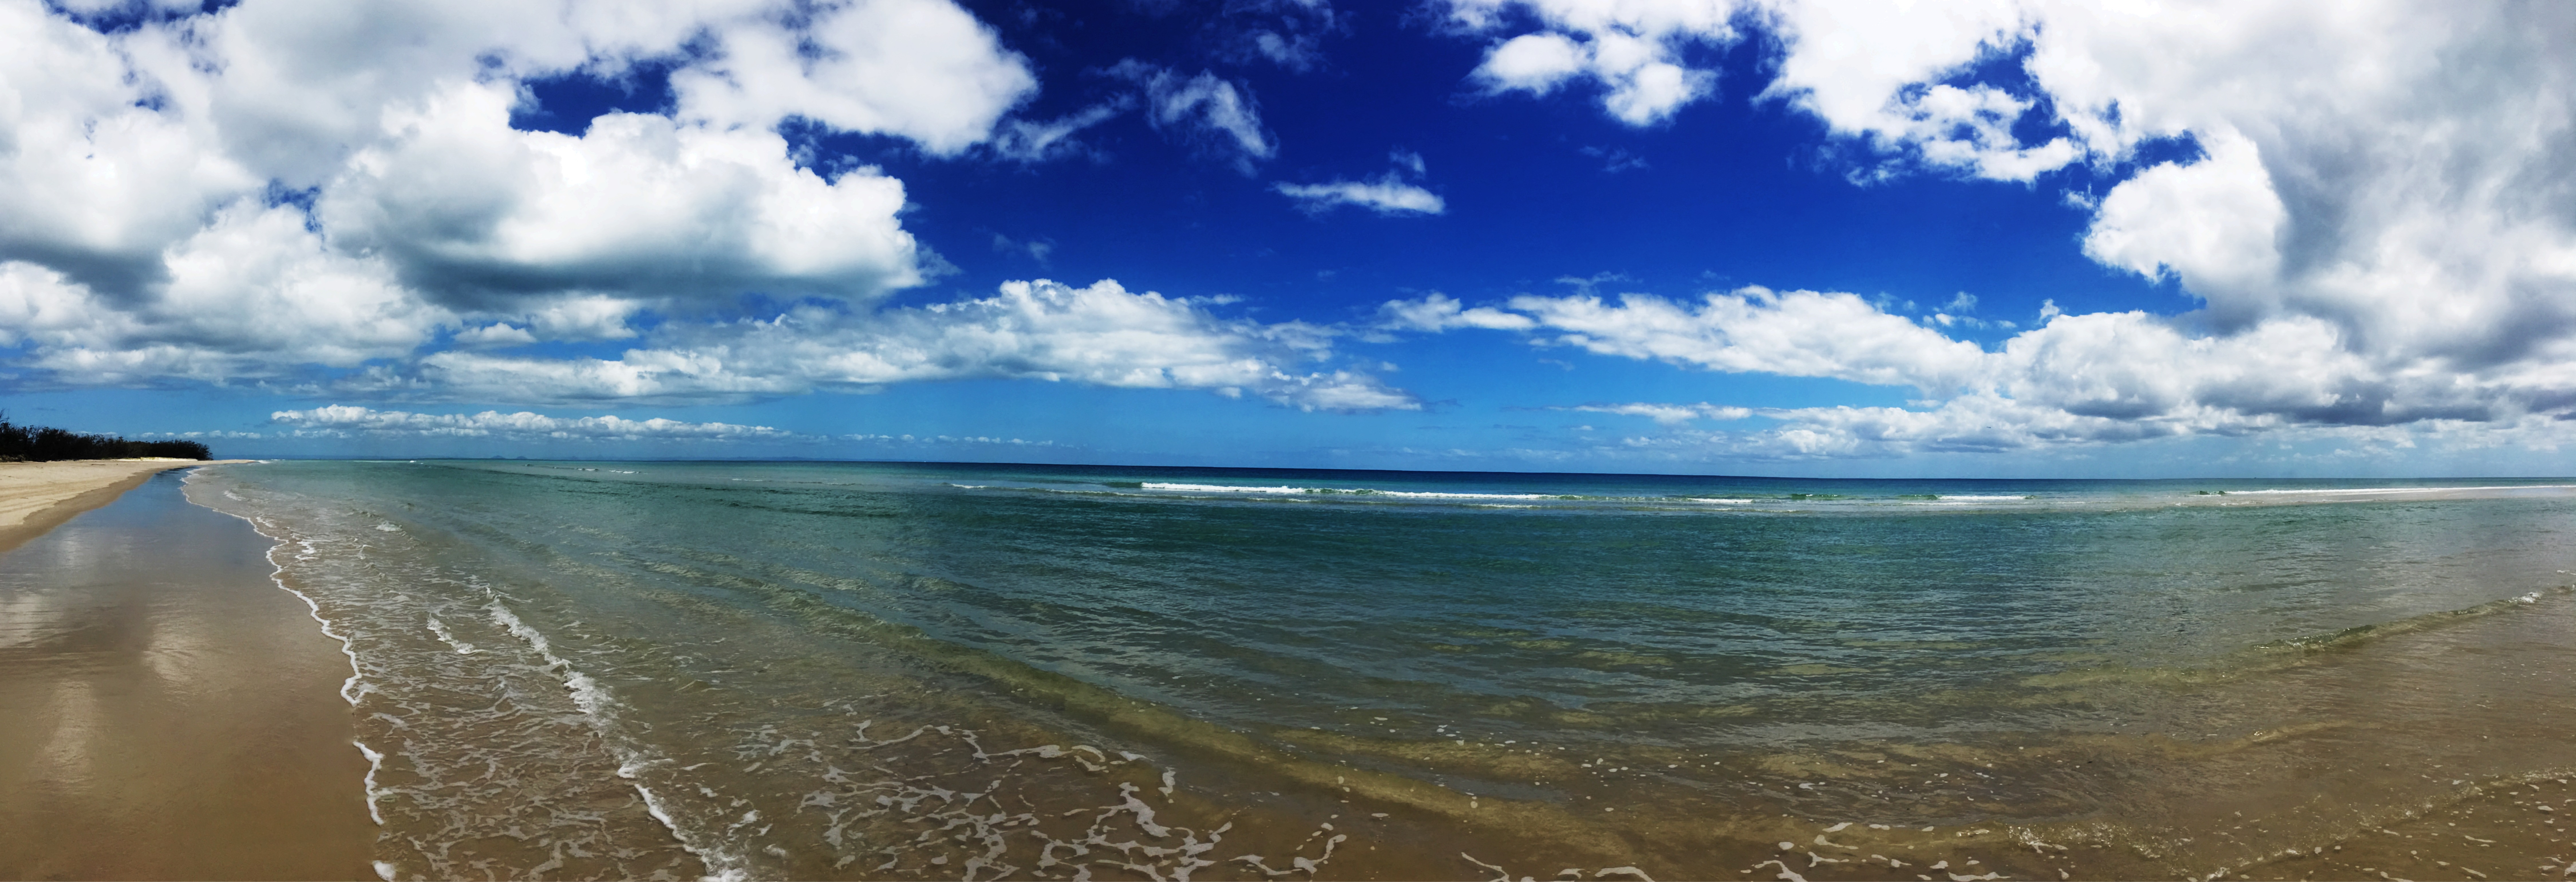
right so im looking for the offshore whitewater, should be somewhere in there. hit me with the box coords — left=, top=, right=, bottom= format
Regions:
left=185, top=461, right=2576, bottom=881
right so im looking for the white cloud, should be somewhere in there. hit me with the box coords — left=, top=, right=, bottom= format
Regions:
left=1391, top=278, right=2576, bottom=456
left=1453, top=0, right=1735, bottom=125
left=1375, top=293, right=1536, bottom=332
left=0, top=0, right=1414, bottom=418
left=1474, top=33, right=1585, bottom=94
left=0, top=1, right=261, bottom=293
left=1446, top=0, right=2073, bottom=176
left=0, top=204, right=448, bottom=383
left=1563, top=401, right=1752, bottom=424
left=454, top=323, right=540, bottom=347
left=1754, top=0, right=2081, bottom=182
left=1113, top=62, right=1276, bottom=171
left=1274, top=175, right=1446, bottom=215
left=987, top=100, right=1132, bottom=162
left=1427, top=0, right=2576, bottom=458
left=411, top=279, right=1419, bottom=411
left=1476, top=286, right=1990, bottom=391
left=2077, top=130, right=2285, bottom=303
left=0, top=0, right=993, bottom=321
left=666, top=0, right=1037, bottom=155
left=271, top=404, right=803, bottom=440
left=320, top=80, right=926, bottom=308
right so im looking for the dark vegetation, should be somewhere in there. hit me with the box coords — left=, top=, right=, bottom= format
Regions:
left=0, top=413, right=210, bottom=461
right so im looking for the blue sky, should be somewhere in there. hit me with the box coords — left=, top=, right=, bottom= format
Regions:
left=4, top=0, right=2574, bottom=476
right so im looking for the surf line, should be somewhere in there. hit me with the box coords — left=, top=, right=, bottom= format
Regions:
left=189, top=473, right=370, bottom=706
left=487, top=597, right=753, bottom=881
left=184, top=469, right=397, bottom=841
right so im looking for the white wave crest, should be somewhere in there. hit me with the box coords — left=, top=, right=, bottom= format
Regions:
left=1141, top=483, right=1309, bottom=494
left=1140, top=482, right=1560, bottom=501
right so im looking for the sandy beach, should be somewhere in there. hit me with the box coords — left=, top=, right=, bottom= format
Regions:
left=0, top=459, right=248, bottom=554
left=0, top=461, right=374, bottom=880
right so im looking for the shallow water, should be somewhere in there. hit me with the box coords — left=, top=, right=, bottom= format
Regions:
left=185, top=461, right=2576, bottom=880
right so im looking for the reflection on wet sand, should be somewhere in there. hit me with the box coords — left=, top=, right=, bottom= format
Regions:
left=0, top=469, right=371, bottom=880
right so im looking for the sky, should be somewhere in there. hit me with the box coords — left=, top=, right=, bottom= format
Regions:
left=3, top=0, right=2575, bottom=476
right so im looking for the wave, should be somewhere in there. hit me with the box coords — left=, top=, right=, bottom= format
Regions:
left=487, top=599, right=750, bottom=879
left=2026, top=585, right=2571, bottom=689
left=182, top=470, right=370, bottom=706
left=183, top=470, right=723, bottom=880
left=1138, top=482, right=1565, bottom=501
left=1139, top=482, right=1309, bottom=494
left=2260, top=587, right=2563, bottom=654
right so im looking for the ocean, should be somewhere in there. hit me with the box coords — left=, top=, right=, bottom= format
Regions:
left=183, top=460, right=2576, bottom=881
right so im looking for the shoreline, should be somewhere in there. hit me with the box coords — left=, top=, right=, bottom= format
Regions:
left=0, top=458, right=254, bottom=555
left=0, top=462, right=374, bottom=880
left=58, top=458, right=2576, bottom=880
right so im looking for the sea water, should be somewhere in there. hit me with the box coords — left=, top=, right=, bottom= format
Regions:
left=184, top=461, right=2576, bottom=880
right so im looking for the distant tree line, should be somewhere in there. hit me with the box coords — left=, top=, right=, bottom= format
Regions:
left=0, top=413, right=211, bottom=461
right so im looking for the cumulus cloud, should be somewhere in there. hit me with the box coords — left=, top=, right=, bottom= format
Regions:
left=0, top=1, right=261, bottom=294
left=1754, top=0, right=2078, bottom=182
left=271, top=404, right=803, bottom=440
left=666, top=0, right=1038, bottom=155
left=1451, top=0, right=1734, bottom=125
left=320, top=80, right=927, bottom=308
left=1427, top=0, right=2576, bottom=457
left=0, top=0, right=1012, bottom=336
left=1386, top=279, right=2576, bottom=456
left=0, top=0, right=1426, bottom=415
left=0, top=205, right=447, bottom=383
left=1445, top=0, right=2070, bottom=175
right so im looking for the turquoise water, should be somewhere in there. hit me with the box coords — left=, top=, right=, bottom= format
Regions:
left=186, top=461, right=2576, bottom=880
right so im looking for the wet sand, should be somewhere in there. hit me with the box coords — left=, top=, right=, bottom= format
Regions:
left=0, top=465, right=373, bottom=880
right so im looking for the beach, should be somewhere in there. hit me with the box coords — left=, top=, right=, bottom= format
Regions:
left=0, top=459, right=231, bottom=553
left=143, top=459, right=2576, bottom=881
left=5, top=458, right=2575, bottom=880
left=0, top=461, right=373, bottom=880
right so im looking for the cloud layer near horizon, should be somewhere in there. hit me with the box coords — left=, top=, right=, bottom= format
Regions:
left=270, top=404, right=800, bottom=441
